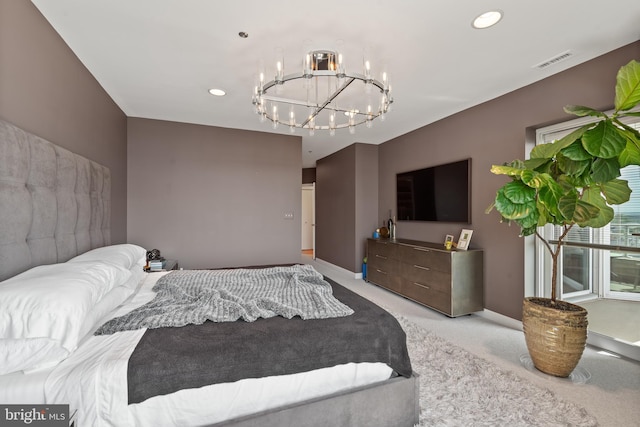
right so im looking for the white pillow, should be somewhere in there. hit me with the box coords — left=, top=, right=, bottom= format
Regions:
left=0, top=261, right=132, bottom=368
left=0, top=260, right=146, bottom=375
left=68, top=244, right=146, bottom=271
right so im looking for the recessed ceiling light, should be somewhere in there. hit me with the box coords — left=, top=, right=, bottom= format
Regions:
left=208, top=88, right=226, bottom=96
left=472, top=10, right=503, bottom=29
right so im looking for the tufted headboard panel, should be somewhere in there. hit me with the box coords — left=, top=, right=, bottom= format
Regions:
left=0, top=118, right=111, bottom=281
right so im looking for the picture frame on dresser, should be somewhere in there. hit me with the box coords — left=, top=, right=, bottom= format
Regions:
left=456, top=229, right=473, bottom=250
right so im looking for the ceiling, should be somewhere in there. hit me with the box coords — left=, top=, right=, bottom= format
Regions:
left=31, top=1, right=640, bottom=168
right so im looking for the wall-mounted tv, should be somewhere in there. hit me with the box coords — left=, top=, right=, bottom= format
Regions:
left=396, top=159, right=471, bottom=223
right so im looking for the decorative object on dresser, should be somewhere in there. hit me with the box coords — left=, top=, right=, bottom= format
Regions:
left=456, top=229, right=473, bottom=250
left=444, top=234, right=454, bottom=250
left=486, top=59, right=640, bottom=378
left=366, top=238, right=483, bottom=317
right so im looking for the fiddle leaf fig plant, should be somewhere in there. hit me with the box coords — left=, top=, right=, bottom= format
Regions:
left=487, top=59, right=640, bottom=303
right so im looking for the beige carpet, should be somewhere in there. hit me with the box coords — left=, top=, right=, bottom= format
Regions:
left=394, top=314, right=598, bottom=427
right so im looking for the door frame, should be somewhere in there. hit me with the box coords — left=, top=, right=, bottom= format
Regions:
left=302, top=183, right=315, bottom=259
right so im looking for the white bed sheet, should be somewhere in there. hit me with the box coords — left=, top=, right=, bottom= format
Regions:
left=3, top=270, right=393, bottom=427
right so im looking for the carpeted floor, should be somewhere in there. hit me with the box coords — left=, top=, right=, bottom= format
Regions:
left=394, top=314, right=598, bottom=427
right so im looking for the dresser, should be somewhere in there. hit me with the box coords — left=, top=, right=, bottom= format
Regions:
left=366, top=238, right=483, bottom=317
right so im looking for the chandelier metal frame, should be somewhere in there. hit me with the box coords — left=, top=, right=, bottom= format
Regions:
left=252, top=50, right=392, bottom=134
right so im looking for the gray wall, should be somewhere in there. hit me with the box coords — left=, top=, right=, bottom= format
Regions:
left=316, top=143, right=378, bottom=272
left=355, top=144, right=379, bottom=271
left=316, top=145, right=356, bottom=270
left=377, top=41, right=640, bottom=320
left=127, top=118, right=302, bottom=269
left=0, top=0, right=128, bottom=243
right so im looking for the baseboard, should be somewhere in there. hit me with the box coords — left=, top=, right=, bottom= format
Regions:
left=475, top=309, right=523, bottom=331
left=586, top=331, right=640, bottom=362
left=313, top=258, right=361, bottom=279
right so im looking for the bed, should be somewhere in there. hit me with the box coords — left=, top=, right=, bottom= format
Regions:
left=0, top=118, right=419, bottom=427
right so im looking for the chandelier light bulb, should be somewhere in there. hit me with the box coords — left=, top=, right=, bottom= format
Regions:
left=289, top=109, right=296, bottom=131
left=276, top=60, right=284, bottom=82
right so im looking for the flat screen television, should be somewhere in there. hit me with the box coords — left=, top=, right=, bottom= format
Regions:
left=396, top=159, right=471, bottom=223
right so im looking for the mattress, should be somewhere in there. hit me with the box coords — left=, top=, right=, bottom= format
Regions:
left=1, top=271, right=394, bottom=426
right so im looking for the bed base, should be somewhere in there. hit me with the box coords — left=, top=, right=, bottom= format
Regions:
left=208, top=373, right=420, bottom=427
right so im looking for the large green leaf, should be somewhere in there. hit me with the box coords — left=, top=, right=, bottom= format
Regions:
left=518, top=208, right=540, bottom=228
left=521, top=170, right=561, bottom=190
left=582, top=120, right=628, bottom=158
left=619, top=138, right=640, bottom=167
left=561, top=140, right=591, bottom=161
left=564, top=105, right=607, bottom=118
left=537, top=179, right=566, bottom=220
left=494, top=188, right=536, bottom=220
left=530, top=125, right=590, bottom=159
left=557, top=154, right=590, bottom=176
left=600, top=179, right=632, bottom=205
left=557, top=193, right=578, bottom=222
left=523, top=157, right=550, bottom=170
left=614, top=60, right=640, bottom=112
left=572, top=200, right=602, bottom=224
left=490, top=164, right=524, bottom=177
left=502, top=180, right=535, bottom=203
left=581, top=188, right=614, bottom=227
left=590, top=157, right=621, bottom=183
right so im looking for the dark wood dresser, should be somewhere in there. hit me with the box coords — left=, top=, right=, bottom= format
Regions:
left=367, top=238, right=483, bottom=317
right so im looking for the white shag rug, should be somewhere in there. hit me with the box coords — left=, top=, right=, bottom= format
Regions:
left=394, top=315, right=599, bottom=427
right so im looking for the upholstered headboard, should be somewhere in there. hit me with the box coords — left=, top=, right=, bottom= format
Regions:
left=0, top=118, right=111, bottom=281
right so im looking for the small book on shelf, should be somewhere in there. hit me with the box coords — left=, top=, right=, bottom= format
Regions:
left=149, top=259, right=167, bottom=271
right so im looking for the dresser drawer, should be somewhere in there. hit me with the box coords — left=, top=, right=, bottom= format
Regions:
left=368, top=266, right=401, bottom=293
left=400, top=279, right=452, bottom=314
left=397, top=244, right=451, bottom=272
left=400, top=262, right=451, bottom=293
left=369, top=252, right=397, bottom=272
left=368, top=239, right=397, bottom=259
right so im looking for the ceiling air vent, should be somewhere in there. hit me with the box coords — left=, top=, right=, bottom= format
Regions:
left=534, top=50, right=573, bottom=70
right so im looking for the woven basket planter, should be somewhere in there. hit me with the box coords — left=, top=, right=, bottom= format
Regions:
left=522, top=297, right=588, bottom=378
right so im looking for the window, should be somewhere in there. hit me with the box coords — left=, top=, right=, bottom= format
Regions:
left=535, top=116, right=640, bottom=302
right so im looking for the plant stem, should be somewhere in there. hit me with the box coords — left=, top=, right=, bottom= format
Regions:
left=535, top=223, right=574, bottom=302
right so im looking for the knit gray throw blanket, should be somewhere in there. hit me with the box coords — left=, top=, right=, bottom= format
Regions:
left=95, top=264, right=353, bottom=334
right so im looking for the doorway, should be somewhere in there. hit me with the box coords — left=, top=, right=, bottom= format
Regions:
left=302, top=183, right=315, bottom=259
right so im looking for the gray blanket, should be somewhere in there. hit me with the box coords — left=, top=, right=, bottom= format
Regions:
left=95, top=264, right=353, bottom=334
left=127, top=275, right=412, bottom=404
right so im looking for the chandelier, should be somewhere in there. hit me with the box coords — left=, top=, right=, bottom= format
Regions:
left=252, top=49, right=392, bottom=135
